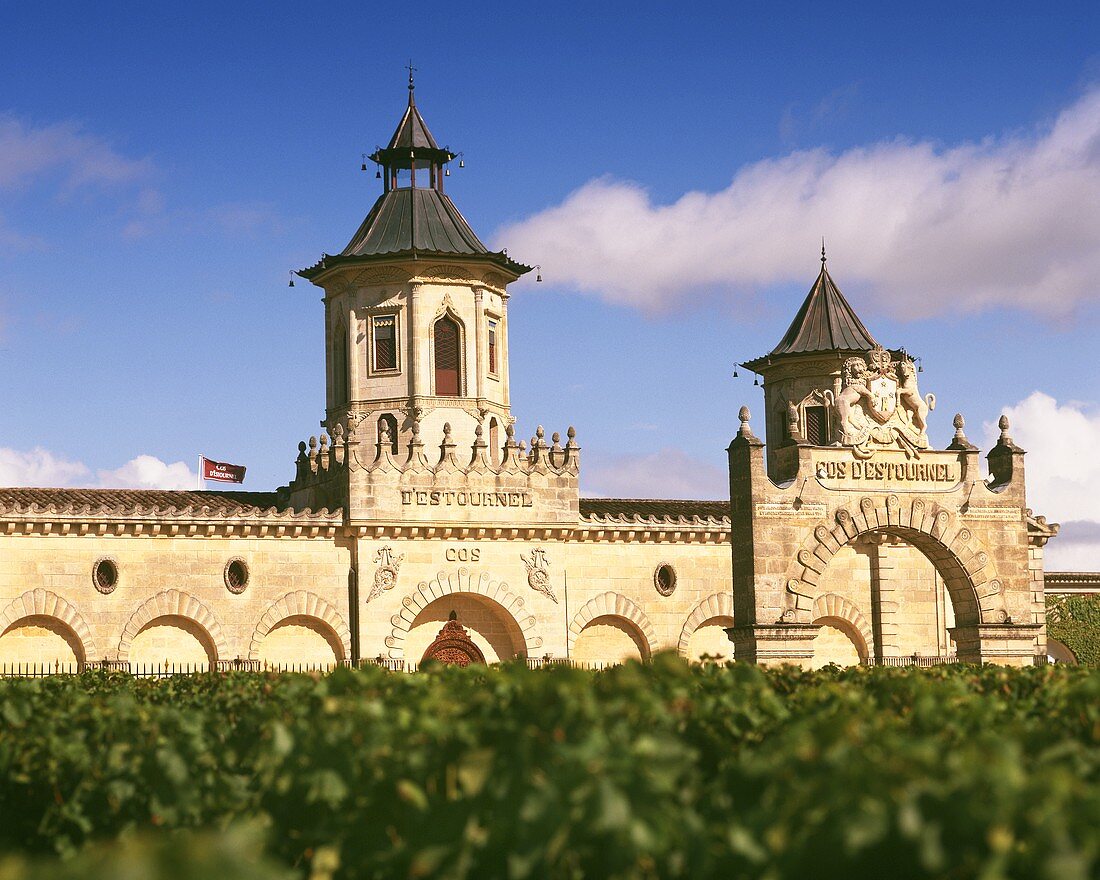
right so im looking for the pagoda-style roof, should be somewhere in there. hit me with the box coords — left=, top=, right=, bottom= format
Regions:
left=386, top=97, right=440, bottom=152
left=300, top=75, right=530, bottom=283
left=744, top=257, right=877, bottom=371
left=345, top=188, right=489, bottom=257
left=299, top=188, right=530, bottom=280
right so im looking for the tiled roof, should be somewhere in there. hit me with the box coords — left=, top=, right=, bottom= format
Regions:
left=580, top=498, right=730, bottom=525
left=0, top=488, right=335, bottom=518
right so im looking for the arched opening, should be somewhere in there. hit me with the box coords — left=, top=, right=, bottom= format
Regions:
left=0, top=615, right=85, bottom=668
left=1046, top=637, right=1077, bottom=665
left=433, top=315, right=461, bottom=396
left=685, top=615, right=734, bottom=663
left=405, top=594, right=525, bottom=664
left=572, top=615, right=650, bottom=665
left=809, top=525, right=983, bottom=663
left=811, top=616, right=866, bottom=668
left=377, top=413, right=399, bottom=454
left=488, top=418, right=500, bottom=466
left=129, top=615, right=217, bottom=669
left=256, top=615, right=344, bottom=668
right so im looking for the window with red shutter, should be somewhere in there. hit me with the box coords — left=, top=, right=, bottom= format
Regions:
left=434, top=316, right=461, bottom=396
left=487, top=320, right=497, bottom=375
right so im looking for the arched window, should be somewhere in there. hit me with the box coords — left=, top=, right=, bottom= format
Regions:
left=333, top=321, right=348, bottom=406
left=489, top=418, right=500, bottom=465
left=434, top=316, right=461, bottom=396
left=377, top=414, right=399, bottom=455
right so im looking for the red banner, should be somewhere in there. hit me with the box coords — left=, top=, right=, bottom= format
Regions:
left=202, top=457, right=246, bottom=484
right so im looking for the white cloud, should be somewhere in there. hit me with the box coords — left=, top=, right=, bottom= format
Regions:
left=96, top=455, right=196, bottom=490
left=984, top=392, right=1100, bottom=525
left=0, top=447, right=91, bottom=487
left=582, top=448, right=726, bottom=499
left=497, top=88, right=1100, bottom=318
left=0, top=448, right=197, bottom=490
left=1043, top=521, right=1100, bottom=572
left=0, top=114, right=153, bottom=191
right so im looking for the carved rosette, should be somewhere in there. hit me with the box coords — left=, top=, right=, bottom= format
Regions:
left=367, top=546, right=405, bottom=604
left=521, top=548, right=557, bottom=603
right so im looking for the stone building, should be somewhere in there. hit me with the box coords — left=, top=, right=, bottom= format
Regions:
left=0, top=82, right=1062, bottom=672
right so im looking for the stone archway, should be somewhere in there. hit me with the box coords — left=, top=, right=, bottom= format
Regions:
left=118, top=590, right=228, bottom=663
left=568, top=592, right=658, bottom=662
left=678, top=593, right=734, bottom=662
left=0, top=590, right=98, bottom=665
left=385, top=568, right=540, bottom=660
left=788, top=497, right=1000, bottom=629
left=248, top=591, right=352, bottom=663
left=777, top=495, right=1032, bottom=663
left=810, top=593, right=873, bottom=662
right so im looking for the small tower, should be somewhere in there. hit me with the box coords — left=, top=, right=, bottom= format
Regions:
left=741, top=247, right=879, bottom=480
left=297, top=72, right=532, bottom=458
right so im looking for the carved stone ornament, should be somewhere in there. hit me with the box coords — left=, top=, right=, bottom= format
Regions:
left=521, top=547, right=557, bottom=603
left=835, top=345, right=936, bottom=459
left=367, top=546, right=405, bottom=604
left=421, top=612, right=486, bottom=666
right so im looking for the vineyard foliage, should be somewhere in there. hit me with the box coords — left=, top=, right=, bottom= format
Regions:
left=0, top=659, right=1097, bottom=880
left=1047, top=594, right=1100, bottom=665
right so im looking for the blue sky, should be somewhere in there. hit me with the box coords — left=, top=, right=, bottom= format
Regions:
left=1, top=2, right=1099, bottom=567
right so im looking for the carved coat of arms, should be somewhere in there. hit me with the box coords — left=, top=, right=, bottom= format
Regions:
left=366, top=546, right=404, bottom=603
left=521, top=548, right=557, bottom=603
left=831, top=345, right=935, bottom=459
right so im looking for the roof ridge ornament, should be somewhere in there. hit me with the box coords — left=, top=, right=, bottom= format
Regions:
left=406, top=60, right=417, bottom=104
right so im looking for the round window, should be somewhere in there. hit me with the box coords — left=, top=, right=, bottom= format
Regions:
left=654, top=563, right=676, bottom=596
left=225, top=558, right=249, bottom=594
left=92, top=557, right=119, bottom=594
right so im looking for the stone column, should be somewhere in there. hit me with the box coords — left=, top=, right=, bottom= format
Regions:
left=869, top=534, right=900, bottom=660
left=407, top=283, right=422, bottom=399
left=500, top=294, right=510, bottom=407
left=473, top=287, right=486, bottom=402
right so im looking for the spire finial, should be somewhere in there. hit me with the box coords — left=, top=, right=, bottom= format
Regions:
left=406, top=60, right=417, bottom=103
left=821, top=238, right=827, bottom=268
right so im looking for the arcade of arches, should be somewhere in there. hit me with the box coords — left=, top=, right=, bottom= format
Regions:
left=0, top=83, right=1060, bottom=672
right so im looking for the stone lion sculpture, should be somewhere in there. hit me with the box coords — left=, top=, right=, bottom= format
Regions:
left=836, top=357, right=872, bottom=444
left=897, top=360, right=935, bottom=433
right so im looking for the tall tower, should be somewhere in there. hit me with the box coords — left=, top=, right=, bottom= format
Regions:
left=298, top=73, right=532, bottom=459
left=741, top=249, right=880, bottom=481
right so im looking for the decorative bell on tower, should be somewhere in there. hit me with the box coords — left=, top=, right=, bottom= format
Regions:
left=375, top=168, right=381, bottom=179
left=288, top=271, right=295, bottom=288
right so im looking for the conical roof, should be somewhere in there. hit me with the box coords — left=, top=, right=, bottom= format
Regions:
left=386, top=90, right=440, bottom=151
left=742, top=255, right=878, bottom=372
left=770, top=263, right=878, bottom=355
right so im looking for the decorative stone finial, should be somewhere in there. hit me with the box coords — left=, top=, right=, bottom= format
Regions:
left=739, top=406, right=751, bottom=425
left=443, top=422, right=452, bottom=439
left=551, top=431, right=560, bottom=444
left=298, top=441, right=307, bottom=454
left=411, top=419, right=421, bottom=438
left=536, top=425, right=545, bottom=441
left=998, top=414, right=1010, bottom=438
left=333, top=423, right=344, bottom=439
left=948, top=412, right=977, bottom=451
left=308, top=435, right=318, bottom=450
left=379, top=422, right=391, bottom=443
left=567, top=426, right=576, bottom=440
left=475, top=424, right=483, bottom=438
left=506, top=423, right=515, bottom=438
